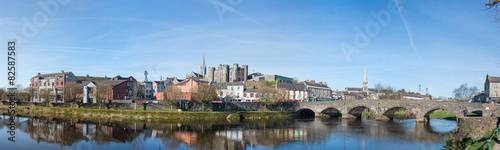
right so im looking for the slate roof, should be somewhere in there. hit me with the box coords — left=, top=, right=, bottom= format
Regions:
left=80, top=80, right=126, bottom=87
left=277, top=83, right=305, bottom=91
left=304, top=82, right=330, bottom=88
left=35, top=72, right=72, bottom=77
left=175, top=78, right=209, bottom=85
left=488, top=75, right=500, bottom=83
left=75, top=76, right=110, bottom=81
left=244, top=89, right=257, bottom=93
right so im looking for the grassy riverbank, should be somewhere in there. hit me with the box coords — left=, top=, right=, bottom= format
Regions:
left=0, top=105, right=293, bottom=122
left=445, top=128, right=498, bottom=150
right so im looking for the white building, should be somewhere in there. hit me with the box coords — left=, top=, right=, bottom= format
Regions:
left=214, top=82, right=245, bottom=101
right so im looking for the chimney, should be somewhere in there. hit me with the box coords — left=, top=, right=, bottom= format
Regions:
left=86, top=74, right=89, bottom=77
left=319, top=81, right=322, bottom=85
left=324, top=82, right=327, bottom=86
left=311, top=80, right=315, bottom=84
left=38, top=72, right=41, bottom=75
left=60, top=70, right=64, bottom=73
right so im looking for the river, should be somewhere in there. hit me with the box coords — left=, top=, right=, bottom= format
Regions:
left=0, top=115, right=457, bottom=150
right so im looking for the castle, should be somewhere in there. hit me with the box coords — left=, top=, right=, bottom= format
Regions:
left=196, top=54, right=248, bottom=83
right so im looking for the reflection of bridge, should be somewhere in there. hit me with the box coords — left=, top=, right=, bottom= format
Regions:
left=295, top=99, right=489, bottom=122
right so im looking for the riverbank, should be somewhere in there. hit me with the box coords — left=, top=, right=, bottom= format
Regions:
left=0, top=105, right=293, bottom=122
left=444, top=127, right=499, bottom=150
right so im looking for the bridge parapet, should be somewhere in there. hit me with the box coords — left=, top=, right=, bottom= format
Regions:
left=296, top=99, right=487, bottom=123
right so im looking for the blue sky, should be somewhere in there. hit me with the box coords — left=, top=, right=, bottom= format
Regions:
left=1, top=0, right=499, bottom=97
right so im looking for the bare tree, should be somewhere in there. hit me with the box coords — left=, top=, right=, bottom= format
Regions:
left=129, top=83, right=144, bottom=100
left=453, top=83, right=479, bottom=101
left=374, top=82, right=384, bottom=93
left=486, top=0, right=500, bottom=20
left=96, top=83, right=113, bottom=109
left=39, top=88, right=53, bottom=104
left=163, top=86, right=181, bottom=110
left=63, top=82, right=83, bottom=103
left=17, top=87, right=33, bottom=102
left=275, top=88, right=289, bottom=111
left=0, top=88, right=8, bottom=101
left=191, top=84, right=217, bottom=111
left=257, top=87, right=278, bottom=111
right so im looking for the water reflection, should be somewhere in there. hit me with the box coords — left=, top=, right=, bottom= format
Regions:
left=0, top=115, right=459, bottom=150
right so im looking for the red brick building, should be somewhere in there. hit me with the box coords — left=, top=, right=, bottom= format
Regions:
left=30, top=70, right=79, bottom=102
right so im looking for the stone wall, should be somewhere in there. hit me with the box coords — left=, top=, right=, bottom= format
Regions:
left=297, top=99, right=486, bottom=121
left=456, top=117, right=498, bottom=138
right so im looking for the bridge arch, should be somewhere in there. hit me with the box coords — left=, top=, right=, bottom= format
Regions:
left=423, top=107, right=459, bottom=122
left=320, top=107, right=342, bottom=117
left=348, top=106, right=373, bottom=118
left=382, top=106, right=413, bottom=120
left=294, top=108, right=316, bottom=117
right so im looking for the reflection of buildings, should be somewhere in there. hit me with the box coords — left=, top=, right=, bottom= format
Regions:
left=17, top=116, right=462, bottom=149
left=174, top=131, right=197, bottom=146
left=30, top=118, right=64, bottom=145
left=28, top=118, right=86, bottom=147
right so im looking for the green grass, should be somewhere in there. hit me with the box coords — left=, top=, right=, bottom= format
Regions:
left=430, top=110, right=456, bottom=120
left=467, top=128, right=498, bottom=150
left=361, top=111, right=374, bottom=117
left=467, top=112, right=482, bottom=117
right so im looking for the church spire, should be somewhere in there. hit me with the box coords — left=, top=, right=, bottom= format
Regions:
left=363, top=68, right=367, bottom=82
left=363, top=68, right=368, bottom=94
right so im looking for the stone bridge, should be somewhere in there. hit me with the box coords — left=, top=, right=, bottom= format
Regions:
left=295, top=99, right=494, bottom=123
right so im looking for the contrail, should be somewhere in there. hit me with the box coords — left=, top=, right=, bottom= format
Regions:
left=394, top=0, right=422, bottom=62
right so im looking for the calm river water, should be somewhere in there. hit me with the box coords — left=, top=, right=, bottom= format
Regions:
left=0, top=115, right=457, bottom=150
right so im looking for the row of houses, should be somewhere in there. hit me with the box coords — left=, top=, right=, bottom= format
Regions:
left=155, top=78, right=332, bottom=102
left=30, top=70, right=138, bottom=103
left=29, top=70, right=333, bottom=103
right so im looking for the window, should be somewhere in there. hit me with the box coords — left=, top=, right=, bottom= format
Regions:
left=58, top=76, right=63, bottom=80
left=127, top=82, right=130, bottom=86
left=237, top=87, right=240, bottom=90
left=44, top=82, right=46, bottom=86
left=244, top=93, right=247, bottom=97
left=495, top=84, right=498, bottom=89
left=52, top=82, right=54, bottom=86
left=61, top=82, right=63, bottom=85
left=251, top=93, right=254, bottom=97
left=495, top=91, right=498, bottom=97
left=56, top=82, right=59, bottom=86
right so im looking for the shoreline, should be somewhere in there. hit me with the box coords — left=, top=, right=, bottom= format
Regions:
left=0, top=105, right=294, bottom=122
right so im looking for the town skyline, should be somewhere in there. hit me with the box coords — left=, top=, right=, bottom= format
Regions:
left=1, top=0, right=500, bottom=98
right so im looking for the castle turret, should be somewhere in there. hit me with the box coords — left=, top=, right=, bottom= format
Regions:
left=242, top=65, right=248, bottom=81
left=208, top=67, right=215, bottom=83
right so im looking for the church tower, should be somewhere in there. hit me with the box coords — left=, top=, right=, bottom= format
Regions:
left=200, top=54, right=206, bottom=76
left=362, top=68, right=368, bottom=94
